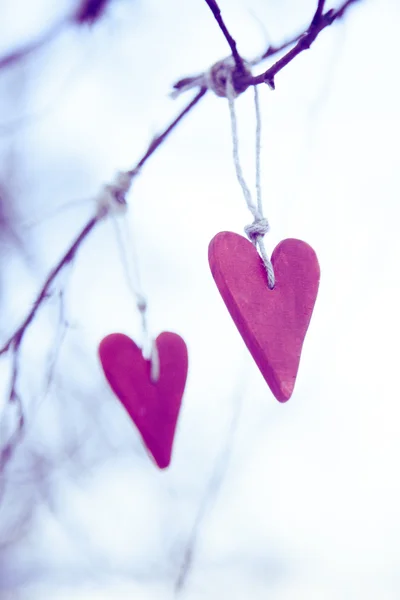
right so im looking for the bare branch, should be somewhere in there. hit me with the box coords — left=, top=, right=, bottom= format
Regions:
left=75, top=0, right=111, bottom=24
left=0, top=217, right=98, bottom=358
left=0, top=351, right=24, bottom=473
left=0, top=19, right=67, bottom=71
left=0, top=217, right=98, bottom=472
left=44, top=288, right=71, bottom=394
left=203, top=0, right=247, bottom=73
left=311, top=0, right=327, bottom=26
left=251, top=0, right=362, bottom=89
left=334, top=0, right=361, bottom=19
left=128, top=88, right=208, bottom=176
left=254, top=33, right=303, bottom=63
left=0, top=0, right=111, bottom=72
left=175, top=386, right=244, bottom=594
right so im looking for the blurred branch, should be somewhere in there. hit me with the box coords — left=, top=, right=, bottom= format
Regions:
left=75, top=0, right=112, bottom=24
left=0, top=217, right=98, bottom=473
left=0, top=1, right=112, bottom=72
left=0, top=19, right=68, bottom=71
left=127, top=88, right=207, bottom=176
left=175, top=386, right=245, bottom=595
left=0, top=218, right=98, bottom=359
left=44, top=288, right=71, bottom=394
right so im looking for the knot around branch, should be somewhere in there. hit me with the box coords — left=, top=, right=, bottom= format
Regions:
left=205, top=56, right=252, bottom=98
left=95, top=171, right=133, bottom=219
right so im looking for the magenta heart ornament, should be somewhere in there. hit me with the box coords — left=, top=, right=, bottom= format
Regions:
left=99, top=332, right=188, bottom=468
left=209, top=231, right=320, bottom=401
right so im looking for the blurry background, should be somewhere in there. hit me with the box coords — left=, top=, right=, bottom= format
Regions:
left=0, top=0, right=399, bottom=598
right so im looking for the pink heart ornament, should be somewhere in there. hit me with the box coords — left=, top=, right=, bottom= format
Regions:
left=208, top=231, right=320, bottom=402
left=98, top=332, right=188, bottom=469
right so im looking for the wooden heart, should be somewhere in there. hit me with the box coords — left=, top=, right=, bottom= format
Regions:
left=209, top=231, right=320, bottom=402
left=98, top=332, right=188, bottom=469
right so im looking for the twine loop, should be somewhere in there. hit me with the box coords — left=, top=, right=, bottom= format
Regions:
left=103, top=171, right=159, bottom=382
left=206, top=56, right=252, bottom=98
left=172, top=57, right=252, bottom=99
left=136, top=294, right=147, bottom=314
left=225, top=73, right=275, bottom=289
left=96, top=170, right=133, bottom=219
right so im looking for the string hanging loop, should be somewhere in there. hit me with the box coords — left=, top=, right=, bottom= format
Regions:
left=224, top=69, right=275, bottom=289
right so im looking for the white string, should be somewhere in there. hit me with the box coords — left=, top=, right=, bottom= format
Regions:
left=254, top=85, right=263, bottom=216
left=226, top=75, right=275, bottom=288
left=110, top=212, right=160, bottom=383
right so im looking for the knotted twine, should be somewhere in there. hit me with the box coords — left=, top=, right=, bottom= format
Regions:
left=96, top=171, right=160, bottom=382
left=207, top=57, right=275, bottom=289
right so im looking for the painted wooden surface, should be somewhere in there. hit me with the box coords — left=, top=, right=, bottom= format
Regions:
left=209, top=232, right=320, bottom=401
left=99, top=332, right=188, bottom=468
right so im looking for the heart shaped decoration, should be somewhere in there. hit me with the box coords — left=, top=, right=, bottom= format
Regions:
left=209, top=231, right=320, bottom=402
left=98, top=332, right=188, bottom=469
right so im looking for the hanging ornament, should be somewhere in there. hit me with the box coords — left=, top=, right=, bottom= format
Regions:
left=209, top=232, right=319, bottom=401
left=98, top=196, right=188, bottom=468
left=99, top=332, right=188, bottom=469
left=208, top=63, right=319, bottom=401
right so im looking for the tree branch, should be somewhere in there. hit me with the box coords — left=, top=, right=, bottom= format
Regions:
left=254, top=33, right=303, bottom=63
left=75, top=0, right=111, bottom=24
left=128, top=88, right=207, bottom=176
left=250, top=0, right=361, bottom=89
left=0, top=217, right=98, bottom=358
left=174, top=0, right=362, bottom=98
left=311, top=0, right=326, bottom=26
left=0, top=20, right=67, bottom=71
left=203, top=0, right=247, bottom=73
left=0, top=1, right=112, bottom=72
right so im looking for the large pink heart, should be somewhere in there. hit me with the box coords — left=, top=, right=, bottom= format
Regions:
left=98, top=332, right=188, bottom=469
left=209, top=232, right=320, bottom=402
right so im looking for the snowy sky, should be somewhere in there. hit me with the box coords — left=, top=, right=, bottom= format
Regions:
left=1, top=0, right=400, bottom=598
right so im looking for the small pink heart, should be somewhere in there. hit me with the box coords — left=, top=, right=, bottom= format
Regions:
left=98, top=332, right=188, bottom=469
left=209, top=231, right=320, bottom=402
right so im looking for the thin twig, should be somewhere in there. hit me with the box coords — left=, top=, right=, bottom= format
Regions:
left=203, top=0, right=246, bottom=73
left=175, top=386, right=245, bottom=594
left=128, top=87, right=207, bottom=176
left=251, top=0, right=361, bottom=89
left=75, top=0, right=111, bottom=24
left=0, top=19, right=67, bottom=70
left=311, top=0, right=327, bottom=26
left=254, top=33, right=303, bottom=63
left=175, top=0, right=361, bottom=97
left=334, top=0, right=361, bottom=18
left=0, top=352, right=24, bottom=472
left=44, top=288, right=70, bottom=393
left=0, top=217, right=97, bottom=472
left=0, top=2, right=112, bottom=71
left=0, top=217, right=98, bottom=357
